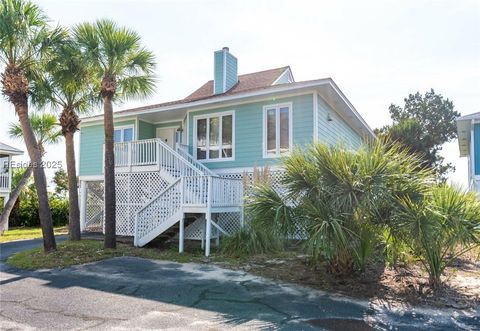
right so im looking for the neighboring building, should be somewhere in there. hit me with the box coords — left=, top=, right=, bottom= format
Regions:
left=78, top=47, right=374, bottom=255
left=0, top=142, right=23, bottom=230
left=456, top=112, right=480, bottom=193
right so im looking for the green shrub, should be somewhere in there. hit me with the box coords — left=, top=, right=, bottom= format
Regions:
left=49, top=195, right=69, bottom=227
left=393, top=185, right=480, bottom=288
left=382, top=228, right=411, bottom=268
left=221, top=225, right=285, bottom=257
left=9, top=192, right=69, bottom=227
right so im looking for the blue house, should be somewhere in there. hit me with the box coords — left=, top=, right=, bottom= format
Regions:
left=78, top=47, right=374, bottom=255
left=457, top=112, right=480, bottom=193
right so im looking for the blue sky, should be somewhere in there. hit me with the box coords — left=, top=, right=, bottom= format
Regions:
left=1, top=0, right=478, bottom=187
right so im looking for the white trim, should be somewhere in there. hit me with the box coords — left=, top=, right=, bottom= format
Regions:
left=156, top=124, right=181, bottom=129
left=80, top=79, right=374, bottom=140
left=0, top=148, right=23, bottom=156
left=262, top=102, right=293, bottom=159
left=471, top=120, right=476, bottom=180
left=135, top=118, right=139, bottom=140
left=212, top=165, right=284, bottom=174
left=193, top=110, right=235, bottom=163
left=114, top=124, right=135, bottom=142
left=154, top=120, right=183, bottom=126
left=80, top=116, right=139, bottom=127
left=271, top=67, right=294, bottom=85
left=313, top=93, right=318, bottom=140
left=79, top=180, right=87, bottom=232
left=78, top=175, right=104, bottom=181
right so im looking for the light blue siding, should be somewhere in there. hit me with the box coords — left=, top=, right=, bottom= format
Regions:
left=188, top=94, right=313, bottom=169
left=138, top=120, right=155, bottom=140
left=155, top=121, right=182, bottom=129
left=225, top=52, right=238, bottom=91
left=214, top=49, right=238, bottom=94
left=213, top=50, right=224, bottom=94
left=475, top=124, right=480, bottom=175
left=317, top=94, right=363, bottom=149
left=79, top=120, right=135, bottom=176
left=78, top=95, right=365, bottom=176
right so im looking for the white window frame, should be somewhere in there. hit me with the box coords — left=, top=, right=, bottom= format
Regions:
left=263, top=102, right=293, bottom=158
left=193, top=111, right=235, bottom=163
left=114, top=125, right=135, bottom=143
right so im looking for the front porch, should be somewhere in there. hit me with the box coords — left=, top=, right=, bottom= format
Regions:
left=81, top=137, right=244, bottom=256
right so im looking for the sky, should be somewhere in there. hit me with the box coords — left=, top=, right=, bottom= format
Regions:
left=0, top=0, right=479, bottom=189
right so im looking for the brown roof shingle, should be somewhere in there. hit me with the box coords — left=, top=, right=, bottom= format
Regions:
left=185, top=66, right=290, bottom=101
left=82, top=66, right=291, bottom=119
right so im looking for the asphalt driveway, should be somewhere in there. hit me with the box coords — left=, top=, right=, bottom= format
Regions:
left=0, top=239, right=478, bottom=330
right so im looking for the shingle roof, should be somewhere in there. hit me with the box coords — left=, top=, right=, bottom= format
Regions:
left=82, top=66, right=290, bottom=119
left=185, top=66, right=290, bottom=100
left=0, top=142, right=23, bottom=155
left=457, top=112, right=480, bottom=121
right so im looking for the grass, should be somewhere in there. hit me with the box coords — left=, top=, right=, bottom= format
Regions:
left=0, top=226, right=68, bottom=243
left=7, top=239, right=242, bottom=270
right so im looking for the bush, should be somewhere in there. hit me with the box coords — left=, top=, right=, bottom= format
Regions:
left=393, top=185, right=480, bottom=288
left=221, top=225, right=285, bottom=257
left=9, top=191, right=69, bottom=227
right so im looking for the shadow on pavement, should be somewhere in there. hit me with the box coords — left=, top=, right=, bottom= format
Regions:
left=1, top=238, right=478, bottom=330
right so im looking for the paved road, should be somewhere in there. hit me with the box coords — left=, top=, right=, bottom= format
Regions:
left=0, top=239, right=478, bottom=330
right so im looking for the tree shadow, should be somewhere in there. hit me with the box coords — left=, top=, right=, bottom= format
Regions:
left=1, top=239, right=478, bottom=330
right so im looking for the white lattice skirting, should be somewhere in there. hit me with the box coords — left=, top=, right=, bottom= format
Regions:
left=83, top=169, right=306, bottom=240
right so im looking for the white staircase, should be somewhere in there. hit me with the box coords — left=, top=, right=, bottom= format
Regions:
left=112, top=138, right=243, bottom=249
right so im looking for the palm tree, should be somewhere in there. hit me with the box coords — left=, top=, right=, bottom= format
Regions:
left=73, top=19, right=156, bottom=248
left=0, top=0, right=65, bottom=251
left=33, top=39, right=95, bottom=241
left=0, top=113, right=61, bottom=232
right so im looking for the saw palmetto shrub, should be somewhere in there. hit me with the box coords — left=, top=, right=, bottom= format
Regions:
left=236, top=139, right=432, bottom=275
left=392, top=185, right=480, bottom=288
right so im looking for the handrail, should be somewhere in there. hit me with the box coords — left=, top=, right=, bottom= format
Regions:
left=176, top=143, right=216, bottom=176
left=112, top=138, right=203, bottom=177
left=136, top=178, right=181, bottom=215
left=134, top=178, right=183, bottom=246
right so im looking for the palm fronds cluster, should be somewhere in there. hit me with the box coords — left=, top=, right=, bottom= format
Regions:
left=224, top=139, right=480, bottom=288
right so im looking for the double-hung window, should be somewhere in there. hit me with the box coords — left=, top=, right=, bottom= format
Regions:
left=263, top=103, right=292, bottom=157
left=195, top=112, right=234, bottom=161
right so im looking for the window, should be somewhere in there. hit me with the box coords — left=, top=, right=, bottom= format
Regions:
left=114, top=126, right=134, bottom=143
left=195, top=112, right=234, bottom=161
left=263, top=103, right=292, bottom=157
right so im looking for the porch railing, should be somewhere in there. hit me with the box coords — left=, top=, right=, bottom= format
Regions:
left=176, top=143, right=215, bottom=176
left=0, top=173, right=9, bottom=190
left=111, top=138, right=202, bottom=178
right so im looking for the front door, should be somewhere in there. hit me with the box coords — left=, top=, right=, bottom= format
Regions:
left=156, top=127, right=176, bottom=149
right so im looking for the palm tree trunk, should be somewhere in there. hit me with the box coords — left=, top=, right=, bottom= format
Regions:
left=103, top=95, right=116, bottom=249
left=65, top=131, right=81, bottom=240
left=17, top=106, right=56, bottom=251
left=0, top=166, right=33, bottom=232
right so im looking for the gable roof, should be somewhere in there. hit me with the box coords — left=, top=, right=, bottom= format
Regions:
left=0, top=142, right=23, bottom=155
left=457, top=112, right=480, bottom=121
